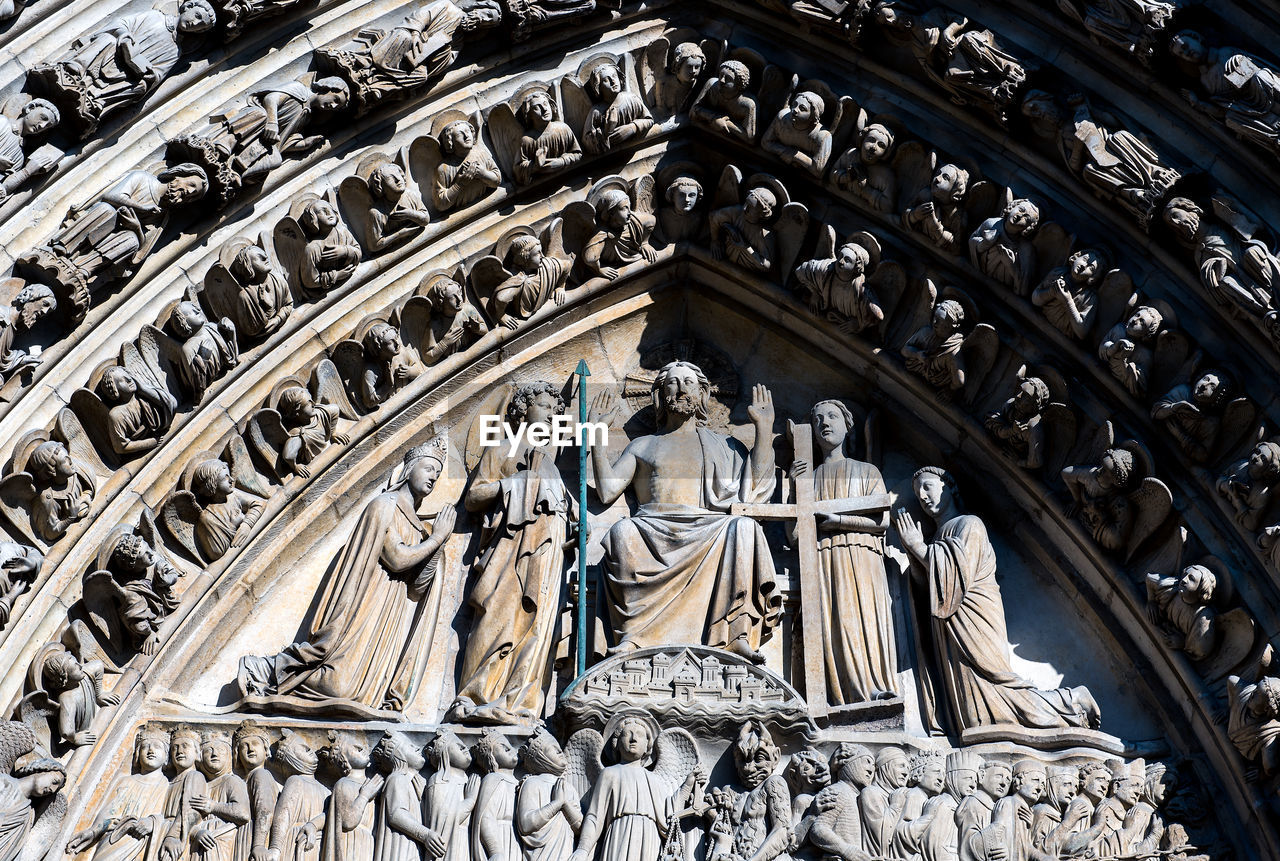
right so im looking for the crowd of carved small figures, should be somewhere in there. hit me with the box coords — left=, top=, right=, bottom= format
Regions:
left=0, top=0, right=1279, bottom=858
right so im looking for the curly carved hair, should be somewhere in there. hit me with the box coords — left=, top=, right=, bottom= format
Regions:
left=506, top=380, right=565, bottom=426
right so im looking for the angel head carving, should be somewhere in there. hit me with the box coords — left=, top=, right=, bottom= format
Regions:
left=274, top=194, right=362, bottom=301
left=985, top=369, right=1077, bottom=472
left=903, top=162, right=987, bottom=253
left=569, top=55, right=654, bottom=154
left=763, top=88, right=839, bottom=178
left=1031, top=248, right=1137, bottom=342
left=565, top=176, right=657, bottom=281
left=401, top=270, right=488, bottom=366
left=203, top=238, right=293, bottom=342
left=900, top=284, right=998, bottom=402
left=654, top=165, right=706, bottom=245
left=504, top=87, right=583, bottom=185
left=709, top=167, right=808, bottom=277
left=0, top=420, right=99, bottom=546
left=1217, top=441, right=1280, bottom=532
left=1098, top=304, right=1186, bottom=399
left=638, top=32, right=715, bottom=124
left=157, top=300, right=240, bottom=403
left=328, top=317, right=424, bottom=412
left=84, top=512, right=182, bottom=656
left=1163, top=195, right=1279, bottom=319
left=419, top=112, right=502, bottom=213
left=469, top=222, right=571, bottom=330
left=671, top=42, right=706, bottom=86
left=24, top=640, right=117, bottom=750
left=690, top=58, right=757, bottom=143
left=247, top=371, right=353, bottom=482
left=161, top=441, right=267, bottom=564
left=970, top=198, right=1041, bottom=295
left=795, top=230, right=899, bottom=337
left=1152, top=366, right=1259, bottom=465
left=340, top=150, right=430, bottom=254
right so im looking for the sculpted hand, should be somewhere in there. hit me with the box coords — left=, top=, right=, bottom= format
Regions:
left=789, top=459, right=809, bottom=479
left=66, top=827, right=102, bottom=855
left=196, top=830, right=217, bottom=853
left=588, top=391, right=617, bottom=426
left=424, top=830, right=446, bottom=858
left=433, top=505, right=457, bottom=540
left=747, top=384, right=774, bottom=428
left=894, top=508, right=926, bottom=559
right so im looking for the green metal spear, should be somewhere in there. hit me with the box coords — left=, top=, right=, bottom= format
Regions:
left=574, top=359, right=591, bottom=678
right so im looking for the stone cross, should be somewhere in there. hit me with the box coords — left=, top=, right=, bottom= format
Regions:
left=731, top=421, right=890, bottom=718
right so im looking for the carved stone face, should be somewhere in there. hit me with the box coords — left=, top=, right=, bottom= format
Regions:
left=345, top=740, right=371, bottom=771
left=717, top=64, right=742, bottom=94
left=177, top=2, right=215, bottom=33
left=406, top=460, right=440, bottom=499
left=661, top=365, right=702, bottom=417
left=20, top=104, right=56, bottom=137
left=850, top=753, right=875, bottom=787
left=919, top=761, right=946, bottom=794
left=914, top=472, right=948, bottom=519
left=1114, top=775, right=1141, bottom=806
left=445, top=122, right=474, bottom=156
left=375, top=165, right=407, bottom=199
left=981, top=764, right=1011, bottom=797
left=30, top=770, right=65, bottom=796
left=172, top=736, right=199, bottom=770
left=447, top=735, right=472, bottom=768
left=1016, top=770, right=1046, bottom=802
left=524, top=391, right=560, bottom=427
left=604, top=198, right=632, bottom=232
left=493, top=735, right=519, bottom=769
left=675, top=52, right=704, bottom=85
left=932, top=303, right=961, bottom=334
left=373, top=325, right=402, bottom=360
left=239, top=246, right=271, bottom=281
left=1048, top=772, right=1077, bottom=806
left=433, top=279, right=465, bottom=313
left=314, top=88, right=348, bottom=113
left=285, top=389, right=316, bottom=423
left=202, top=740, right=232, bottom=777
left=1147, top=773, right=1168, bottom=805
left=883, top=753, right=909, bottom=788
left=669, top=181, right=700, bottom=213
left=790, top=95, right=815, bottom=128
left=1012, top=381, right=1041, bottom=416
left=947, top=767, right=978, bottom=799
left=744, top=190, right=772, bottom=223
left=525, top=92, right=554, bottom=125
left=1163, top=204, right=1200, bottom=242
left=101, top=367, right=138, bottom=403
left=166, top=175, right=207, bottom=207
left=594, top=65, right=622, bottom=101
left=1249, top=443, right=1274, bottom=478
left=1083, top=770, right=1110, bottom=801
left=1125, top=308, right=1159, bottom=340
left=1169, top=31, right=1207, bottom=65
left=836, top=244, right=865, bottom=278
left=1069, top=250, right=1101, bottom=285
left=932, top=165, right=964, bottom=202
left=176, top=301, right=209, bottom=334
left=1005, top=200, right=1038, bottom=234
left=813, top=401, right=849, bottom=451
left=18, top=292, right=55, bottom=329
left=1193, top=372, right=1221, bottom=405
left=237, top=736, right=268, bottom=769
left=306, top=201, right=339, bottom=235
left=136, top=736, right=168, bottom=772
left=739, top=746, right=778, bottom=789
left=615, top=720, right=653, bottom=763
left=861, top=127, right=891, bottom=163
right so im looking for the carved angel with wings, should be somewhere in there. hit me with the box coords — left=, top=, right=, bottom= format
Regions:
left=984, top=366, right=1078, bottom=473
left=794, top=228, right=905, bottom=339
left=273, top=192, right=362, bottom=302
left=1061, top=421, right=1175, bottom=563
left=709, top=166, right=809, bottom=278
left=1031, top=247, right=1136, bottom=342
left=328, top=316, right=425, bottom=413
left=563, top=175, right=657, bottom=282
left=565, top=711, right=705, bottom=861
left=470, top=221, right=573, bottom=330
left=1097, top=303, right=1191, bottom=400
left=339, top=149, right=430, bottom=254
left=139, top=300, right=239, bottom=405
left=0, top=720, right=67, bottom=861
left=411, top=111, right=501, bottom=213
left=0, top=412, right=102, bottom=545
left=899, top=281, right=998, bottom=405
left=246, top=367, right=355, bottom=482
left=563, top=54, right=654, bottom=155
left=201, top=235, right=293, bottom=342
left=161, top=439, right=269, bottom=564
left=901, top=161, right=1003, bottom=255
left=637, top=31, right=719, bottom=124
left=83, top=510, right=183, bottom=657
left=763, top=81, right=850, bottom=179
left=22, top=640, right=118, bottom=750
left=71, top=341, right=178, bottom=464
left=1153, top=366, right=1260, bottom=466
left=488, top=85, right=583, bottom=187
left=1146, top=557, right=1259, bottom=681
left=404, top=269, right=488, bottom=365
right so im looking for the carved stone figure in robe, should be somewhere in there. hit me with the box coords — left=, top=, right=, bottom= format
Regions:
left=832, top=123, right=895, bottom=211
left=895, top=467, right=1101, bottom=733
left=705, top=721, right=792, bottom=861
left=506, top=0, right=595, bottom=41
left=232, top=721, right=277, bottom=861
left=237, top=440, right=455, bottom=713
left=222, top=245, right=293, bottom=340
left=1061, top=444, right=1162, bottom=556
left=582, top=61, right=653, bottom=154
left=272, top=387, right=349, bottom=479
left=0, top=540, right=40, bottom=630
left=861, top=747, right=908, bottom=858
left=985, top=376, right=1053, bottom=471
left=371, top=731, right=439, bottom=861
left=29, top=642, right=117, bottom=749
left=319, top=732, right=380, bottom=861
left=920, top=751, right=980, bottom=861
left=513, top=90, right=582, bottom=185
left=0, top=97, right=59, bottom=204
left=451, top=382, right=575, bottom=725
left=709, top=187, right=777, bottom=274
left=1028, top=765, right=1079, bottom=856
left=354, top=322, right=425, bottom=411
left=1170, top=30, right=1280, bottom=159
left=901, top=299, right=965, bottom=394
left=762, top=91, right=832, bottom=178
left=969, top=199, right=1039, bottom=295
left=1163, top=196, right=1278, bottom=318
left=22, top=165, right=208, bottom=313
left=991, top=760, right=1044, bottom=861
left=66, top=724, right=170, bottom=861
left=588, top=362, right=780, bottom=661
left=903, top=163, right=971, bottom=254
left=1098, top=305, right=1162, bottom=397
left=783, top=748, right=828, bottom=841
left=1117, top=762, right=1173, bottom=858
left=487, top=234, right=569, bottom=330
left=791, top=400, right=897, bottom=703
left=159, top=726, right=208, bottom=861
left=432, top=120, right=501, bottom=212
left=1228, top=674, right=1280, bottom=775
left=1217, top=441, right=1280, bottom=531
left=1059, top=0, right=1175, bottom=62
left=581, top=188, right=657, bottom=280
left=29, top=1, right=216, bottom=136
left=568, top=713, right=704, bottom=861
left=472, top=731, right=520, bottom=861
left=1145, top=564, right=1229, bottom=662
left=877, top=5, right=1028, bottom=124
left=359, top=162, right=430, bottom=252
left=422, top=730, right=476, bottom=861
left=690, top=61, right=757, bottom=143
left=1151, top=368, right=1245, bottom=465
left=649, top=42, right=705, bottom=121
left=0, top=283, right=55, bottom=384
left=1061, top=760, right=1109, bottom=849
left=96, top=529, right=182, bottom=655
left=794, top=241, right=884, bottom=335
left=1031, top=248, right=1105, bottom=340
left=891, top=752, right=945, bottom=860
left=190, top=459, right=264, bottom=562
left=517, top=731, right=581, bottom=861
left=288, top=200, right=361, bottom=302
left=1064, top=760, right=1137, bottom=858
left=1022, top=91, right=1179, bottom=227
left=190, top=731, right=250, bottom=861
left=956, top=758, right=1009, bottom=844
left=657, top=175, right=704, bottom=244
left=93, top=366, right=178, bottom=458
left=805, top=743, right=869, bottom=860
left=416, top=274, right=487, bottom=364
left=184, top=79, right=349, bottom=195
left=27, top=440, right=95, bottom=543
left=0, top=758, right=67, bottom=861
left=267, top=731, right=328, bottom=861
left=170, top=301, right=239, bottom=403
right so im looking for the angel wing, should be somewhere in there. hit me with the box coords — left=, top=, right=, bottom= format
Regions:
left=560, top=75, right=594, bottom=153
left=338, top=173, right=377, bottom=255
left=633, top=174, right=656, bottom=218
left=202, top=262, right=245, bottom=331
left=563, top=727, right=605, bottom=807
left=868, top=258, right=909, bottom=344
left=562, top=200, right=599, bottom=275
left=134, top=324, right=184, bottom=405
left=311, top=358, right=358, bottom=420
left=775, top=202, right=809, bottom=281
left=16, top=691, right=54, bottom=754
left=961, top=323, right=1000, bottom=407
left=160, top=491, right=203, bottom=563
left=713, top=164, right=744, bottom=211
left=756, top=67, right=797, bottom=137
left=652, top=727, right=700, bottom=797
left=1085, top=420, right=1117, bottom=466
left=1125, top=475, right=1175, bottom=564
left=483, top=102, right=525, bottom=183
left=963, top=179, right=1006, bottom=228
left=464, top=384, right=514, bottom=473
left=0, top=473, right=37, bottom=545
left=888, top=276, right=938, bottom=351
left=272, top=216, right=308, bottom=298
left=0, top=720, right=37, bottom=772
left=329, top=340, right=368, bottom=414
left=246, top=408, right=291, bottom=482
left=1042, top=403, right=1079, bottom=476
left=20, top=791, right=67, bottom=861
left=1151, top=328, right=1195, bottom=403
left=892, top=142, right=935, bottom=214
left=82, top=570, right=128, bottom=651
left=1217, top=398, right=1263, bottom=464
left=226, top=435, right=270, bottom=499
left=469, top=256, right=511, bottom=326
left=54, top=407, right=108, bottom=481
left=1031, top=223, right=1075, bottom=288
left=69, top=387, right=117, bottom=468
left=1094, top=269, right=1137, bottom=340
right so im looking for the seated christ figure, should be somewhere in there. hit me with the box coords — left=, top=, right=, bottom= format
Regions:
left=588, top=361, right=782, bottom=662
